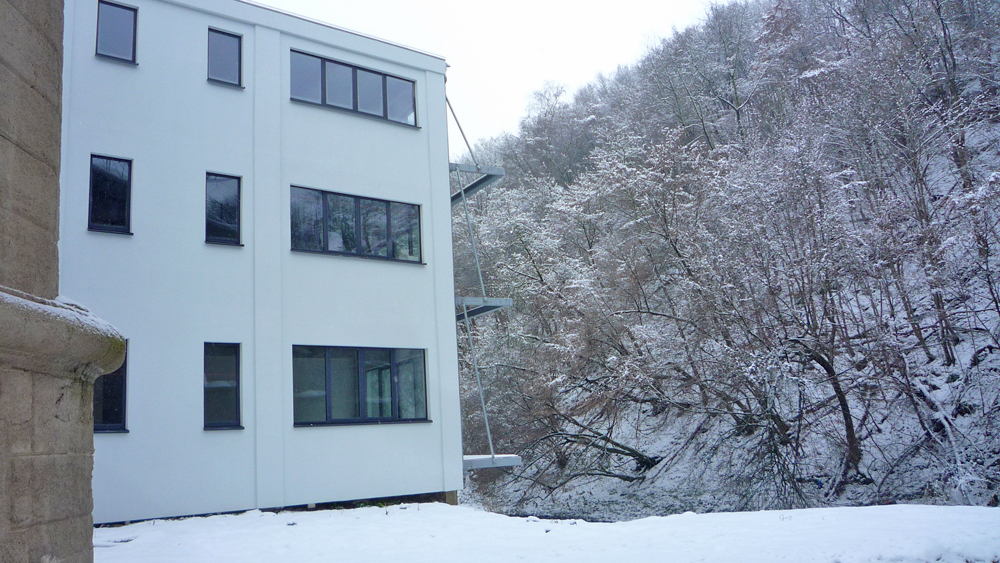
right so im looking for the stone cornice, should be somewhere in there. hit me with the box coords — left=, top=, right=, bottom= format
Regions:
left=0, top=284, right=125, bottom=381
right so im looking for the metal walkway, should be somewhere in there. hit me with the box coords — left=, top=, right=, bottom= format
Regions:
left=449, top=133, right=521, bottom=471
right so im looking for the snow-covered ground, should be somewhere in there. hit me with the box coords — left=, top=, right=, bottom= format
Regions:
left=94, top=503, right=999, bottom=562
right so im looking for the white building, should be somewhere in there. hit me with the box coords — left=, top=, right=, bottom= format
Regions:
left=59, top=0, right=463, bottom=524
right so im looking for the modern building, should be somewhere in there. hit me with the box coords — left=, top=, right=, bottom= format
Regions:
left=59, top=0, right=463, bottom=523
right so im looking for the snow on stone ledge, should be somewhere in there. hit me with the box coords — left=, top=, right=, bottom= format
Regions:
left=0, top=285, right=125, bottom=379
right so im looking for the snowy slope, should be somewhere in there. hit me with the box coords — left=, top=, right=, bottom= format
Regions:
left=94, top=503, right=1000, bottom=563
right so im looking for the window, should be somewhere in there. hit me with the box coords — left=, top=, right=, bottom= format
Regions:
left=290, top=187, right=421, bottom=262
left=208, top=29, right=242, bottom=86
left=204, top=343, right=241, bottom=429
left=289, top=50, right=416, bottom=126
left=96, top=0, right=137, bottom=63
left=94, top=343, right=126, bottom=432
left=325, top=61, right=353, bottom=109
left=356, top=69, right=383, bottom=116
left=386, top=76, right=416, bottom=124
left=89, top=155, right=132, bottom=234
left=290, top=51, right=322, bottom=104
left=293, top=346, right=427, bottom=425
left=206, top=173, right=241, bottom=245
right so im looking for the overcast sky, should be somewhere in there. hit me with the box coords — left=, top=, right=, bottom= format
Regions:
left=255, top=0, right=716, bottom=155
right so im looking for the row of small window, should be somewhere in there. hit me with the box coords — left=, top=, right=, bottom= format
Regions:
left=89, top=155, right=422, bottom=262
left=96, top=1, right=416, bottom=125
left=94, top=343, right=242, bottom=431
left=96, top=1, right=242, bottom=86
left=94, top=343, right=428, bottom=431
left=90, top=155, right=242, bottom=244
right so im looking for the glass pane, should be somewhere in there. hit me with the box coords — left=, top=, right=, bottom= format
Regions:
left=96, top=1, right=136, bottom=62
left=365, top=350, right=392, bottom=418
left=390, top=202, right=420, bottom=261
left=329, top=348, right=359, bottom=419
left=90, top=156, right=130, bottom=232
left=325, top=61, right=353, bottom=109
left=290, top=187, right=323, bottom=251
left=208, top=30, right=241, bottom=85
left=326, top=193, right=357, bottom=252
left=356, top=70, right=384, bottom=116
left=293, top=346, right=327, bottom=424
left=386, top=77, right=415, bottom=125
left=358, top=199, right=387, bottom=256
left=94, top=350, right=126, bottom=428
left=206, top=174, right=240, bottom=243
left=204, top=343, right=239, bottom=426
left=395, top=349, right=426, bottom=419
left=290, top=52, right=322, bottom=103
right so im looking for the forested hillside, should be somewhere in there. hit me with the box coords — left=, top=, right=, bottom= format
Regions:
left=452, top=0, right=1000, bottom=519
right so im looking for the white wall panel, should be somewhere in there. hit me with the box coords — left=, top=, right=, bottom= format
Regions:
left=60, top=0, right=459, bottom=524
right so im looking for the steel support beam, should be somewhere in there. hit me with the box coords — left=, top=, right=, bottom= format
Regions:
left=456, top=296, right=512, bottom=322
left=449, top=163, right=505, bottom=206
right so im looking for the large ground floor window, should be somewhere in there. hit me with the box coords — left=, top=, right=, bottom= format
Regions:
left=293, top=346, right=427, bottom=426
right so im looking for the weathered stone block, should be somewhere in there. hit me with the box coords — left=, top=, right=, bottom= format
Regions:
left=9, top=456, right=32, bottom=527
left=0, top=59, right=61, bottom=172
left=40, top=514, right=96, bottom=563
left=0, top=138, right=61, bottom=240
left=0, top=0, right=63, bottom=107
left=3, top=0, right=63, bottom=54
left=6, top=514, right=95, bottom=563
left=0, top=367, right=34, bottom=455
left=12, top=454, right=95, bottom=527
left=0, top=208, right=59, bottom=300
left=34, top=375, right=93, bottom=456
left=7, top=423, right=32, bottom=456
left=0, top=452, right=10, bottom=538
left=2, top=527, right=29, bottom=562
left=0, top=367, right=32, bottom=425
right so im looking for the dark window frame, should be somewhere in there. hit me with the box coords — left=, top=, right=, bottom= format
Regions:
left=289, top=49, right=417, bottom=127
left=94, top=341, right=127, bottom=433
left=204, top=342, right=243, bottom=430
left=290, top=186, right=423, bottom=264
left=205, top=172, right=242, bottom=246
left=88, top=154, right=133, bottom=235
left=95, top=0, right=138, bottom=65
left=293, top=346, right=429, bottom=427
left=207, top=28, right=243, bottom=88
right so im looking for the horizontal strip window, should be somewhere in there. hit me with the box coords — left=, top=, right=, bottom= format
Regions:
left=290, top=50, right=416, bottom=126
left=290, top=186, right=421, bottom=263
left=293, top=346, right=427, bottom=426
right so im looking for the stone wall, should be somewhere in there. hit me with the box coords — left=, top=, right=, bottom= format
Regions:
left=0, top=0, right=64, bottom=300
left=1, top=1, right=128, bottom=561
left=0, top=289, right=125, bottom=563
left=1, top=362, right=96, bottom=562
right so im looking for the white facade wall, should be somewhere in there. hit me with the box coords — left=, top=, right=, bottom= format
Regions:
left=59, top=0, right=462, bottom=523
